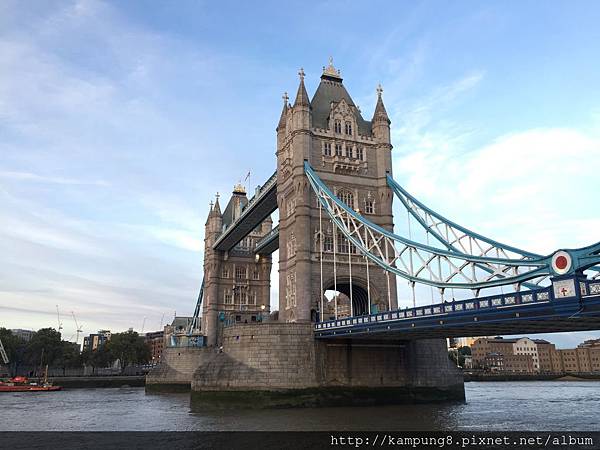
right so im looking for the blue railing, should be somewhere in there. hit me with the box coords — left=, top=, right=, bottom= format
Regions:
left=315, top=278, right=600, bottom=333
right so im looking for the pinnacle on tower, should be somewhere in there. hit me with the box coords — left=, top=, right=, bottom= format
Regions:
left=206, top=193, right=221, bottom=225
left=212, top=192, right=221, bottom=215
left=321, top=56, right=342, bottom=81
left=293, top=68, right=310, bottom=108
left=372, top=83, right=390, bottom=124
left=277, top=91, right=289, bottom=131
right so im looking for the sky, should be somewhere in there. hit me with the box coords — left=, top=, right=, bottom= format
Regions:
left=1, top=0, right=599, bottom=348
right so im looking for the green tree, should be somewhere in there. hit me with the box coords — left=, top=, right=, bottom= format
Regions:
left=458, top=346, right=472, bottom=356
left=56, top=341, right=83, bottom=375
left=0, top=328, right=19, bottom=363
left=0, top=328, right=24, bottom=376
left=81, top=346, right=111, bottom=375
left=105, top=330, right=150, bottom=373
left=24, top=328, right=63, bottom=372
left=448, top=349, right=466, bottom=368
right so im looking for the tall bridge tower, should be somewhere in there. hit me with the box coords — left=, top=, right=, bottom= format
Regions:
left=277, top=61, right=397, bottom=323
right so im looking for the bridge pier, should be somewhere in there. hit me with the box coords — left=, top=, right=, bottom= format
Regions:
left=190, top=323, right=464, bottom=408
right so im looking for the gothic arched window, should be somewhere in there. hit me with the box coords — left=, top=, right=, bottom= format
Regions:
left=356, top=147, right=364, bottom=160
left=344, top=121, right=352, bottom=136
left=338, top=189, right=354, bottom=209
left=334, top=120, right=342, bottom=134
left=345, top=144, right=353, bottom=158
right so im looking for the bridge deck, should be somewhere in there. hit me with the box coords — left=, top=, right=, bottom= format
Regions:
left=315, top=279, right=600, bottom=340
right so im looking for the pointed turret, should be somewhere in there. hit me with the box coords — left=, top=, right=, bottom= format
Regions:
left=277, top=92, right=289, bottom=132
left=291, top=68, right=311, bottom=131
left=206, top=193, right=222, bottom=222
left=212, top=196, right=221, bottom=216
left=205, top=193, right=223, bottom=250
left=293, top=68, right=310, bottom=108
left=372, top=84, right=390, bottom=125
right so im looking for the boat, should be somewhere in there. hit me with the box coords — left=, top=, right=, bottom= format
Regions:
left=0, top=371, right=62, bottom=392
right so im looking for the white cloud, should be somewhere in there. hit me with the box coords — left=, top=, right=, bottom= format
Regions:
left=0, top=170, right=108, bottom=186
left=395, top=127, right=600, bottom=253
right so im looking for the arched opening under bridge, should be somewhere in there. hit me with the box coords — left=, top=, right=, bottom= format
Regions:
left=323, top=282, right=370, bottom=319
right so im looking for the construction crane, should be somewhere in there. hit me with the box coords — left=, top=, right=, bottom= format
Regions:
left=71, top=311, right=83, bottom=344
left=0, top=337, right=9, bottom=365
left=56, top=305, right=63, bottom=333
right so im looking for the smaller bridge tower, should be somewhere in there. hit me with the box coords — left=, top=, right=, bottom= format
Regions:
left=202, top=185, right=273, bottom=346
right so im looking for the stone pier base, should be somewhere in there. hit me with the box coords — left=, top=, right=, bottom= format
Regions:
left=146, top=347, right=212, bottom=392
left=191, top=323, right=464, bottom=408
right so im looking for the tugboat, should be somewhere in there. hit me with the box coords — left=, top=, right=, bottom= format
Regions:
left=0, top=367, right=62, bottom=392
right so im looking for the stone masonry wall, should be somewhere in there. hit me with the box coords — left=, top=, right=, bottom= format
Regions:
left=192, top=323, right=463, bottom=395
left=146, top=347, right=212, bottom=389
left=193, top=323, right=318, bottom=391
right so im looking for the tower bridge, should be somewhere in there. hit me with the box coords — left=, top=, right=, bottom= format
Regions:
left=149, top=60, right=600, bottom=407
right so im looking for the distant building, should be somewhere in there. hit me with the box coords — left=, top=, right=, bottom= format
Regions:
left=472, top=337, right=538, bottom=373
left=472, top=336, right=600, bottom=374
left=164, top=317, right=204, bottom=348
left=145, top=331, right=164, bottom=364
left=82, top=330, right=111, bottom=352
left=512, top=337, right=539, bottom=371
left=449, top=337, right=483, bottom=349
left=10, top=329, right=34, bottom=342
left=463, top=355, right=473, bottom=370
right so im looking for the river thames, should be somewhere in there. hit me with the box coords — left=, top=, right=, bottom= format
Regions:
left=0, top=381, right=598, bottom=431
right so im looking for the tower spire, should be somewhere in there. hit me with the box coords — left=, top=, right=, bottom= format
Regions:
left=372, top=83, right=390, bottom=124
left=277, top=92, right=289, bottom=131
left=213, top=192, right=221, bottom=215
left=293, top=68, right=310, bottom=108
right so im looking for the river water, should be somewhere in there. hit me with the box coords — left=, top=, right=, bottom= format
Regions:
left=0, top=381, right=598, bottom=431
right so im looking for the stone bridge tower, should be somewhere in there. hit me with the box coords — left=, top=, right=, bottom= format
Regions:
left=277, top=61, right=398, bottom=323
left=202, top=185, right=273, bottom=346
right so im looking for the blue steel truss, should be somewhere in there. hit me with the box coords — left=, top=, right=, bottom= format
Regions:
left=304, top=162, right=600, bottom=291
left=188, top=279, right=204, bottom=335
left=387, top=175, right=600, bottom=282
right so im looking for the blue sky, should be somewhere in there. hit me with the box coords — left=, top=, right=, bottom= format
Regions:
left=1, top=1, right=599, bottom=348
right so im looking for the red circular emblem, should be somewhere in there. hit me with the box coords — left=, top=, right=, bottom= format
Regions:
left=555, top=255, right=568, bottom=270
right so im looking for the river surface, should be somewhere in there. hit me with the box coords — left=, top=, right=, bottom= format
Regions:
left=1, top=381, right=598, bottom=431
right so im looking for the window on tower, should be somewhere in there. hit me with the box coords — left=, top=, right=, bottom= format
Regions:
left=356, top=147, right=364, bottom=160
left=334, top=120, right=342, bottom=134
left=344, top=121, right=352, bottom=135
left=365, top=199, right=374, bottom=214
left=235, top=266, right=247, bottom=280
left=338, top=189, right=354, bottom=209
left=323, top=234, right=333, bottom=252
left=335, top=143, right=343, bottom=157
left=345, top=144, right=353, bottom=158
left=323, top=142, right=331, bottom=156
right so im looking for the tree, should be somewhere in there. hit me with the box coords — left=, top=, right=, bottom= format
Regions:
left=81, top=346, right=111, bottom=375
left=0, top=328, right=19, bottom=363
left=24, top=328, right=63, bottom=373
left=458, top=346, right=471, bottom=356
left=56, top=341, right=82, bottom=375
left=105, top=330, right=151, bottom=373
left=0, top=328, right=23, bottom=376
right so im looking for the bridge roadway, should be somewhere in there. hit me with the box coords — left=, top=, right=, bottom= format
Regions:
left=315, top=277, right=600, bottom=340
